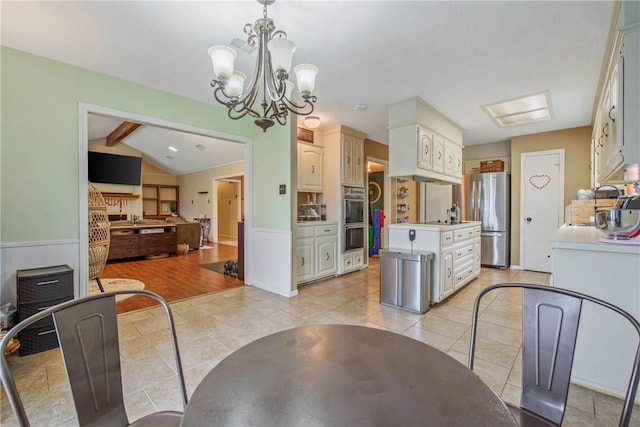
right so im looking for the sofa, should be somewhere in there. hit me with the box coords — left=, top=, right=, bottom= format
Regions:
left=165, top=217, right=202, bottom=250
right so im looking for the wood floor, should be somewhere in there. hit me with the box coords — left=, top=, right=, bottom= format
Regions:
left=102, top=242, right=242, bottom=313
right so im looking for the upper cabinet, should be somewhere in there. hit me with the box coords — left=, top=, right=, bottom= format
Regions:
left=388, top=97, right=464, bottom=185
left=298, top=142, right=324, bottom=192
left=341, top=133, right=364, bottom=187
left=594, top=1, right=639, bottom=184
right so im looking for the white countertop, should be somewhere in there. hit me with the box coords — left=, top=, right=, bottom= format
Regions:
left=297, top=220, right=338, bottom=226
left=552, top=224, right=640, bottom=254
left=388, top=221, right=481, bottom=231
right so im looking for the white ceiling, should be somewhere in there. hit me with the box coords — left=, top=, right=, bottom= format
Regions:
left=2, top=1, right=615, bottom=175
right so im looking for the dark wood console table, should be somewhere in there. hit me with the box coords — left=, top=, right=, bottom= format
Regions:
left=108, top=224, right=177, bottom=260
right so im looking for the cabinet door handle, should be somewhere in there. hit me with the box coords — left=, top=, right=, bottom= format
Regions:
left=609, top=105, right=616, bottom=122
left=326, top=252, right=330, bottom=261
left=301, top=257, right=305, bottom=266
left=347, top=155, right=351, bottom=164
left=311, top=165, right=315, bottom=173
left=447, top=267, right=452, bottom=278
left=603, top=122, right=609, bottom=137
left=438, top=152, right=442, bottom=160
left=37, top=280, right=59, bottom=286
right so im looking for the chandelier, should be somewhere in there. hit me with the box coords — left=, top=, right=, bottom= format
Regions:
left=208, top=0, right=318, bottom=132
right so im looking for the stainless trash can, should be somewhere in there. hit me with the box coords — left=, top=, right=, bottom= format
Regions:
left=380, top=249, right=434, bottom=314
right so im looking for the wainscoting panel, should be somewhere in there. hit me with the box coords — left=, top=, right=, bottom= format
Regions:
left=0, top=240, right=80, bottom=305
left=247, top=228, right=295, bottom=298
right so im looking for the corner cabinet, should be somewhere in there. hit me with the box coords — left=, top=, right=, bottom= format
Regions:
left=297, top=143, right=324, bottom=192
left=296, top=222, right=338, bottom=285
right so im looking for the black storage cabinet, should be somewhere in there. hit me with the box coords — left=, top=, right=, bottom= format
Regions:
left=16, top=265, right=74, bottom=356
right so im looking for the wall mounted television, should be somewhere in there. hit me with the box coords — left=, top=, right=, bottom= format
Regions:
left=88, top=152, right=142, bottom=186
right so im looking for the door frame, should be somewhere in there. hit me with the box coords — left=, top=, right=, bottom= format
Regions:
left=519, top=149, right=565, bottom=272
left=212, top=176, right=243, bottom=243
left=78, top=103, right=251, bottom=296
left=366, top=156, right=390, bottom=251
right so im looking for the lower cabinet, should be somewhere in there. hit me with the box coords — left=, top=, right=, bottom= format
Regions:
left=387, top=223, right=481, bottom=304
left=340, top=250, right=364, bottom=274
left=296, top=222, right=338, bottom=285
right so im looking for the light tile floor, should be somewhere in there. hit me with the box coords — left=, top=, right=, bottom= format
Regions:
left=2, top=258, right=639, bottom=426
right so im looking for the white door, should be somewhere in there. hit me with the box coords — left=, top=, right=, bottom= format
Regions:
left=521, top=150, right=565, bottom=273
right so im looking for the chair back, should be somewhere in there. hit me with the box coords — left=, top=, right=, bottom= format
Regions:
left=0, top=290, right=188, bottom=427
left=469, top=283, right=640, bottom=427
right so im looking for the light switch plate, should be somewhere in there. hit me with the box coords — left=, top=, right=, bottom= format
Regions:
left=279, top=184, right=286, bottom=195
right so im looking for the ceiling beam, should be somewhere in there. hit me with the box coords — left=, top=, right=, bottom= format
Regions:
left=106, top=121, right=141, bottom=146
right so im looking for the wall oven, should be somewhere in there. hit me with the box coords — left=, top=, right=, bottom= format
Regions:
left=343, top=186, right=365, bottom=225
left=344, top=225, right=365, bottom=251
left=343, top=186, right=365, bottom=251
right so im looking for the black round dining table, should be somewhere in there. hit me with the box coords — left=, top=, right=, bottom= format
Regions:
left=181, top=324, right=516, bottom=426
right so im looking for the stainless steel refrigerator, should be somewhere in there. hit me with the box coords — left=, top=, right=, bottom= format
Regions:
left=454, top=172, right=510, bottom=268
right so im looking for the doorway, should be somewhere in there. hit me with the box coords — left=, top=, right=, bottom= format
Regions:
left=79, top=103, right=252, bottom=299
left=367, top=159, right=388, bottom=256
left=213, top=177, right=243, bottom=245
left=520, top=149, right=565, bottom=273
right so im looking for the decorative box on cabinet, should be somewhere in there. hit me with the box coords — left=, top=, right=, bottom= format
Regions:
left=16, top=265, right=74, bottom=356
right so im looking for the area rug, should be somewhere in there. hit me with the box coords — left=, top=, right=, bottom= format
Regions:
left=89, top=278, right=145, bottom=301
left=200, top=260, right=236, bottom=275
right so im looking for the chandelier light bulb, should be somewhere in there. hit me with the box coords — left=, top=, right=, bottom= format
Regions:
left=267, top=38, right=296, bottom=73
left=208, top=45, right=237, bottom=80
left=294, top=64, right=318, bottom=96
left=226, top=71, right=247, bottom=98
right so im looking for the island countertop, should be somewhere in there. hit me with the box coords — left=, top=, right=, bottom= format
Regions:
left=552, top=224, right=640, bottom=255
left=387, top=221, right=481, bottom=231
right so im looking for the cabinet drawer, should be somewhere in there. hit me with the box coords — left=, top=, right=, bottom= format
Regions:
left=454, top=261, right=474, bottom=283
left=17, top=271, right=73, bottom=303
left=453, top=243, right=474, bottom=261
left=454, top=227, right=475, bottom=242
left=18, top=296, right=72, bottom=326
left=109, top=245, right=139, bottom=260
left=139, top=232, right=177, bottom=256
left=18, top=324, right=59, bottom=356
left=298, top=226, right=315, bottom=238
left=110, top=234, right=138, bottom=247
left=474, top=226, right=481, bottom=236
left=315, top=223, right=338, bottom=236
left=441, top=231, right=454, bottom=246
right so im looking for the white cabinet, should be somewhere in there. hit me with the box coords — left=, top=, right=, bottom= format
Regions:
left=417, top=127, right=433, bottom=170
left=594, top=10, right=639, bottom=184
left=296, top=238, right=314, bottom=283
left=387, top=222, right=482, bottom=304
left=298, top=143, right=323, bottom=192
left=388, top=97, right=464, bottom=185
left=432, top=135, right=445, bottom=174
left=340, top=249, right=364, bottom=274
left=296, top=222, right=338, bottom=285
left=341, top=133, right=364, bottom=186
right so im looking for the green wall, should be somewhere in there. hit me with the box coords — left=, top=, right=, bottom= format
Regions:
left=0, top=46, right=292, bottom=242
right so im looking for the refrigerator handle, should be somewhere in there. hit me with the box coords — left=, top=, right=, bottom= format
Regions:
left=471, top=181, right=476, bottom=221
left=476, top=180, right=482, bottom=221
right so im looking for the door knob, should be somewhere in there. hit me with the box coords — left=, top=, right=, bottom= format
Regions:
left=526, top=217, right=532, bottom=222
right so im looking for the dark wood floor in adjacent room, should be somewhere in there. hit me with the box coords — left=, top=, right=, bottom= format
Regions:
left=102, top=243, right=241, bottom=313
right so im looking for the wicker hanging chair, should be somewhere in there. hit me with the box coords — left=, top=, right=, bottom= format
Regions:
left=88, top=182, right=110, bottom=292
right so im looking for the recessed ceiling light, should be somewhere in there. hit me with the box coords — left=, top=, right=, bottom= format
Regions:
left=168, top=146, right=178, bottom=152
left=353, top=104, right=368, bottom=111
left=484, top=91, right=551, bottom=127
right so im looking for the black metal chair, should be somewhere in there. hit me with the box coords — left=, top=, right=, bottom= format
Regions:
left=468, top=283, right=640, bottom=427
left=0, top=290, right=188, bottom=427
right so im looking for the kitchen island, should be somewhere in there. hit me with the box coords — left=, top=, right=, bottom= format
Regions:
left=551, top=225, right=640, bottom=400
left=387, top=221, right=481, bottom=303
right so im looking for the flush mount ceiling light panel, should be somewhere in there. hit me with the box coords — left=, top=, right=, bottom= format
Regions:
left=484, top=92, right=551, bottom=127
left=303, top=116, right=321, bottom=128
left=208, top=0, right=318, bottom=132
